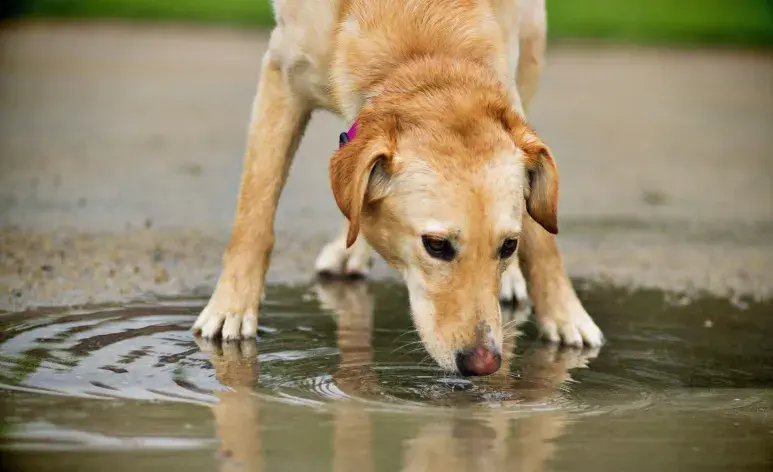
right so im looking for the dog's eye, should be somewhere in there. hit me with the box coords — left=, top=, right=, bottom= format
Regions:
left=421, top=235, right=455, bottom=261
left=499, top=238, right=518, bottom=259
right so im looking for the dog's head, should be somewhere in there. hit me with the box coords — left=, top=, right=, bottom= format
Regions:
left=329, top=69, right=558, bottom=375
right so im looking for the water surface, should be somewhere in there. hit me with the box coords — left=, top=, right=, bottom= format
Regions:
left=1, top=281, right=772, bottom=471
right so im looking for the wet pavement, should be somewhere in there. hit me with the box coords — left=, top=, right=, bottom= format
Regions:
left=1, top=20, right=773, bottom=472
left=2, top=282, right=773, bottom=471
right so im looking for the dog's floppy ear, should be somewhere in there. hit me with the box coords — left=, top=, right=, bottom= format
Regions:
left=519, top=127, right=559, bottom=234
left=329, top=119, right=395, bottom=248
left=505, top=115, right=559, bottom=234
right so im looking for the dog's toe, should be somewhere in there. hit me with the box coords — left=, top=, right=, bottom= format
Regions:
left=193, top=304, right=224, bottom=339
left=344, top=252, right=371, bottom=277
left=557, top=322, right=584, bottom=348
left=499, top=263, right=530, bottom=306
left=198, top=313, right=226, bottom=339
left=576, top=313, right=605, bottom=347
left=539, top=319, right=561, bottom=344
left=222, top=315, right=244, bottom=341
left=240, top=312, right=258, bottom=338
left=538, top=301, right=605, bottom=348
left=193, top=303, right=258, bottom=341
left=315, top=240, right=348, bottom=275
left=536, top=297, right=605, bottom=348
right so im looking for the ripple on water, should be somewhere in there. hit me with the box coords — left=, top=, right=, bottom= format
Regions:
left=1, top=302, right=560, bottom=414
left=0, top=304, right=221, bottom=405
left=1, top=290, right=771, bottom=423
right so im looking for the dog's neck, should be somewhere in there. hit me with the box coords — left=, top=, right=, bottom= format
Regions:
left=338, top=54, right=511, bottom=142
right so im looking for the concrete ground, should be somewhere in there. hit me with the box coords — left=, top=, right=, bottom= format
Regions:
left=1, top=21, right=772, bottom=312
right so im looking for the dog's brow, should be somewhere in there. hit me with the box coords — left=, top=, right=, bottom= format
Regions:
left=495, top=223, right=522, bottom=239
left=422, top=220, right=458, bottom=237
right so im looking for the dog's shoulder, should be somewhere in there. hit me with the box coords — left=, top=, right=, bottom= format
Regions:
left=267, top=0, right=344, bottom=109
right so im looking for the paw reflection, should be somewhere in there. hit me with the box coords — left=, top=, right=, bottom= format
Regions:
left=194, top=336, right=259, bottom=389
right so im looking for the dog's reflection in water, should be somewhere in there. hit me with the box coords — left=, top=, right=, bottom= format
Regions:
left=400, top=342, right=597, bottom=472
left=196, top=280, right=600, bottom=472
left=194, top=337, right=262, bottom=472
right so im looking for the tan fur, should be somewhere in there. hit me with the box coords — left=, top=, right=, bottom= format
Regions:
left=193, top=0, right=604, bottom=372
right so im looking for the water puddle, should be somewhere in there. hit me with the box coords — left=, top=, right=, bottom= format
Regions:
left=2, top=281, right=772, bottom=471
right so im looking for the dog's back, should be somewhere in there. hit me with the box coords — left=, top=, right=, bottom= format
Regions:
left=331, top=0, right=509, bottom=109
left=268, top=0, right=540, bottom=114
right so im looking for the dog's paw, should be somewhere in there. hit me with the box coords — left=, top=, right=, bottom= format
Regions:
left=537, top=297, right=604, bottom=348
left=315, top=236, right=372, bottom=278
left=499, top=262, right=530, bottom=306
left=192, top=299, right=258, bottom=341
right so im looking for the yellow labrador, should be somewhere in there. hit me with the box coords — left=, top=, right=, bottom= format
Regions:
left=193, top=0, right=604, bottom=375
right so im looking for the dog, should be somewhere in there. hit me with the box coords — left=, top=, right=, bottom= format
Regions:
left=192, top=0, right=604, bottom=375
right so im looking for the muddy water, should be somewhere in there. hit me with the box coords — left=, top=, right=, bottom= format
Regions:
left=1, top=281, right=772, bottom=472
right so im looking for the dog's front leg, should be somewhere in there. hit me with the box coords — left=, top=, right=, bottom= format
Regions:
left=193, top=53, right=311, bottom=340
left=519, top=212, right=604, bottom=347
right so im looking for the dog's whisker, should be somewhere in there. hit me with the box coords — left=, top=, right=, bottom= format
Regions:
left=502, top=318, right=520, bottom=328
left=502, top=318, right=525, bottom=332
left=390, top=341, right=425, bottom=356
left=502, top=329, right=524, bottom=342
left=502, top=325, right=520, bottom=336
left=396, top=346, right=426, bottom=357
left=390, top=329, right=420, bottom=345
left=417, top=354, right=433, bottom=367
left=390, top=339, right=423, bottom=350
left=403, top=346, right=429, bottom=358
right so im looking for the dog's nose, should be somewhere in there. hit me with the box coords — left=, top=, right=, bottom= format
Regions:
left=455, top=346, right=501, bottom=376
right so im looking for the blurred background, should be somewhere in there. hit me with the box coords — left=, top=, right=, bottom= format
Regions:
left=3, top=0, right=773, bottom=45
left=0, top=1, right=772, bottom=310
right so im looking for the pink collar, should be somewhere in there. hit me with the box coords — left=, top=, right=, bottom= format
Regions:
left=338, top=120, right=358, bottom=148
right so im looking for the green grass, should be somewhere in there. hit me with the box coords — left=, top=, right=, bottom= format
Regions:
left=4, top=0, right=773, bottom=46
left=7, top=0, right=276, bottom=27
left=547, top=0, right=773, bottom=46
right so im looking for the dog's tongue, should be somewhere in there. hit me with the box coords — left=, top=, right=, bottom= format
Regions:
left=338, top=120, right=358, bottom=149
